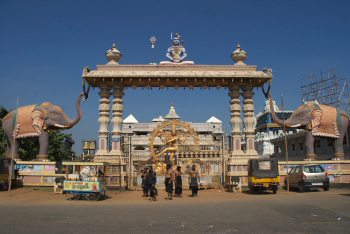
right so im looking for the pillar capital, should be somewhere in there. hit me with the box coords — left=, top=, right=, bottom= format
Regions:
left=112, top=91, right=125, bottom=99
left=113, top=83, right=125, bottom=92
left=241, top=84, right=254, bottom=92
left=241, top=90, right=255, bottom=100
left=228, top=83, right=240, bottom=91
left=228, top=90, right=241, bottom=100
left=99, top=85, right=111, bottom=99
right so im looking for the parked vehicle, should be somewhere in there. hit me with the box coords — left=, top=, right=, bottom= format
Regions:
left=248, top=158, right=280, bottom=194
left=0, top=158, right=11, bottom=191
left=284, top=164, right=329, bottom=193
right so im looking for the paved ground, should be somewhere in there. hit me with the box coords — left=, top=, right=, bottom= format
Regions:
left=0, top=186, right=349, bottom=233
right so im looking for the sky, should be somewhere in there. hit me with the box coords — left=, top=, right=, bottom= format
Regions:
left=1, top=0, right=349, bottom=155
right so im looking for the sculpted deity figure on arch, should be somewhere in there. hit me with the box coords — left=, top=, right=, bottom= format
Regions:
left=166, top=33, right=188, bottom=63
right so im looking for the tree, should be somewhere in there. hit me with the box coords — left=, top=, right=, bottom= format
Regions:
left=19, top=130, right=76, bottom=161
left=0, top=106, right=76, bottom=160
left=0, top=106, right=9, bottom=157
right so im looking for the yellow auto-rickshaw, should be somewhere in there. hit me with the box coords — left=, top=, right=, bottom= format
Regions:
left=248, top=158, right=280, bottom=194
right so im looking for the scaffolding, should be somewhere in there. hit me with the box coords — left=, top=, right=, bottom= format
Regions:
left=301, top=68, right=349, bottom=113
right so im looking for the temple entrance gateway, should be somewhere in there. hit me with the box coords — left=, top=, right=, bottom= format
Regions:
left=82, top=35, right=273, bottom=188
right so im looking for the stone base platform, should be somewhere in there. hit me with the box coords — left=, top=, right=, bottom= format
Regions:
left=159, top=61, right=194, bottom=65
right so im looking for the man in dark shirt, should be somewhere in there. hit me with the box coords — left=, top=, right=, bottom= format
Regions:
left=141, top=167, right=149, bottom=197
left=148, top=166, right=157, bottom=201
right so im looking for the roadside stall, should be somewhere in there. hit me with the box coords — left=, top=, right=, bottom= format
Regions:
left=62, top=162, right=109, bottom=200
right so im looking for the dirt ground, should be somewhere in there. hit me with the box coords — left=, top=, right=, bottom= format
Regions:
left=1, top=184, right=349, bottom=205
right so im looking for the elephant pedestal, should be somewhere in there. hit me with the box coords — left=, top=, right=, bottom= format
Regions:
left=305, top=154, right=317, bottom=161
left=333, top=153, right=345, bottom=160
left=6, top=154, right=19, bottom=159
left=36, top=155, right=48, bottom=161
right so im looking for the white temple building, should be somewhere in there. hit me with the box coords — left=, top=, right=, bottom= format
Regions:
left=121, top=104, right=228, bottom=174
left=241, top=100, right=294, bottom=158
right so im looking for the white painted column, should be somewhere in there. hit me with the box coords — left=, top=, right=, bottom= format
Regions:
left=228, top=84, right=244, bottom=156
left=242, top=85, right=258, bottom=156
left=95, top=84, right=111, bottom=156
left=110, top=84, right=125, bottom=156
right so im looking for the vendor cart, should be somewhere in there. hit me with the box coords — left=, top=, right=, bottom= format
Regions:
left=63, top=162, right=109, bottom=200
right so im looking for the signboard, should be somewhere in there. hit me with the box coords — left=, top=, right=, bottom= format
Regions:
left=325, top=164, right=334, bottom=170
left=283, top=165, right=297, bottom=172
left=231, top=176, right=240, bottom=183
left=64, top=181, right=101, bottom=192
left=112, top=137, right=120, bottom=142
left=44, top=176, right=55, bottom=184
left=33, top=165, right=42, bottom=171
left=259, top=161, right=271, bottom=170
left=16, top=164, right=42, bottom=172
left=45, top=165, right=55, bottom=172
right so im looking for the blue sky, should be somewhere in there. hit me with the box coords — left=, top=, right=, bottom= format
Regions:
left=1, top=0, right=349, bottom=155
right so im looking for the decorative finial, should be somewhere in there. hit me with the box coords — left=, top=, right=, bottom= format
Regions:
left=106, top=43, right=122, bottom=65
left=231, top=44, right=248, bottom=65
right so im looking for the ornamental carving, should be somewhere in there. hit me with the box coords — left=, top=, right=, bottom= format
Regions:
left=84, top=70, right=271, bottom=78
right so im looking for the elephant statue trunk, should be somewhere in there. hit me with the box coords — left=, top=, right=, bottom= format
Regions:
left=267, top=94, right=349, bottom=160
left=269, top=95, right=303, bottom=129
left=2, top=93, right=84, bottom=160
left=52, top=93, right=83, bottom=129
left=70, top=92, right=83, bottom=126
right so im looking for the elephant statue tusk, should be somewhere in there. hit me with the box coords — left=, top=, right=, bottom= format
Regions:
left=54, top=124, right=70, bottom=128
left=289, top=124, right=301, bottom=128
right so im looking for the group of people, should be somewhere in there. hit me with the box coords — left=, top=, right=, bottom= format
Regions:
left=141, top=164, right=200, bottom=201
left=141, top=166, right=158, bottom=201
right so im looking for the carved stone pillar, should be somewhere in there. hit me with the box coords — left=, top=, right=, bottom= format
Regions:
left=110, top=84, right=125, bottom=156
left=229, top=84, right=244, bottom=156
left=242, top=85, right=258, bottom=156
left=95, top=85, right=111, bottom=156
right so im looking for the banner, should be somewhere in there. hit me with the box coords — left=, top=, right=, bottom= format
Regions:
left=64, top=181, right=101, bottom=192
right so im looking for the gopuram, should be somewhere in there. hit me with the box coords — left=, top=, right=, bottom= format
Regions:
left=82, top=34, right=273, bottom=186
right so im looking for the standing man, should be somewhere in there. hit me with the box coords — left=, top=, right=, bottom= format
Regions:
left=175, top=166, right=183, bottom=197
left=141, top=167, right=149, bottom=197
left=148, top=166, right=157, bottom=201
left=165, top=164, right=175, bottom=200
left=188, top=165, right=200, bottom=197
